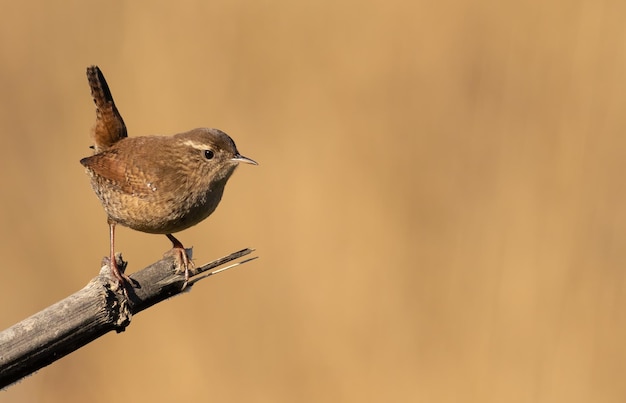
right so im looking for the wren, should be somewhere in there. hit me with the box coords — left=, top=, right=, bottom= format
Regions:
left=80, top=66, right=257, bottom=289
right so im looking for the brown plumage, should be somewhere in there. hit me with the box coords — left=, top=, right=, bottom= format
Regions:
left=86, top=66, right=127, bottom=152
left=81, top=66, right=257, bottom=289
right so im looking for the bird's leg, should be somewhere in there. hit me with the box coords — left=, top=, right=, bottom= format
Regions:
left=109, top=222, right=132, bottom=289
left=165, top=233, right=194, bottom=289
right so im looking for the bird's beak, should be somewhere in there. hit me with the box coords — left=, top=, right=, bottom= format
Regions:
left=232, top=154, right=258, bottom=165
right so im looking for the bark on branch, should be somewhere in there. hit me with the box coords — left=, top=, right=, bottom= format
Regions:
left=0, top=248, right=256, bottom=388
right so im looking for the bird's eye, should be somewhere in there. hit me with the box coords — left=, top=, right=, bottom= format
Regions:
left=204, top=150, right=214, bottom=160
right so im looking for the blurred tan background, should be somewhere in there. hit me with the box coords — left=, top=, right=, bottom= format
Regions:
left=1, top=0, right=625, bottom=402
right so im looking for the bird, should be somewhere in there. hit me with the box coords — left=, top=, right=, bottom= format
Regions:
left=80, top=66, right=257, bottom=290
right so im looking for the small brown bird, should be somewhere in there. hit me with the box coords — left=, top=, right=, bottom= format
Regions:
left=80, top=66, right=257, bottom=289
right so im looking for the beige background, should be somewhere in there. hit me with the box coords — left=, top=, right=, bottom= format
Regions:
left=1, top=1, right=626, bottom=402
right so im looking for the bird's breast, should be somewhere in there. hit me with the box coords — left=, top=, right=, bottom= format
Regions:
left=92, top=173, right=229, bottom=234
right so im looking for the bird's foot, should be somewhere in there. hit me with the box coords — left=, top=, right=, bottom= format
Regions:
left=107, top=253, right=132, bottom=296
left=164, top=244, right=194, bottom=290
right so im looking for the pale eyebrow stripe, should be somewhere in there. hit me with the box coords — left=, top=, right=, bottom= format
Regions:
left=182, top=140, right=209, bottom=150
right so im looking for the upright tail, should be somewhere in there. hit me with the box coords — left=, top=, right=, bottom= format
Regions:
left=87, top=66, right=127, bottom=152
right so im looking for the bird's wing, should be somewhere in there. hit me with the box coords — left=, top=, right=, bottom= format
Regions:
left=80, top=150, right=155, bottom=197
